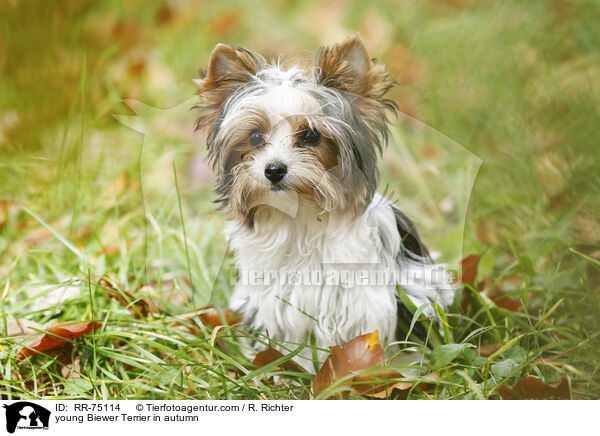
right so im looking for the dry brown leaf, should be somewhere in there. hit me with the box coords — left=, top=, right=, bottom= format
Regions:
left=476, top=343, right=502, bottom=357
left=463, top=269, right=523, bottom=313
left=486, top=277, right=523, bottom=312
left=198, top=306, right=241, bottom=328
left=252, top=348, right=304, bottom=372
left=362, top=379, right=414, bottom=398
left=61, top=354, right=81, bottom=379
left=459, top=254, right=481, bottom=312
left=49, top=344, right=82, bottom=379
left=17, top=322, right=102, bottom=361
left=490, top=295, right=523, bottom=312
left=498, top=376, right=570, bottom=399
left=472, top=276, right=524, bottom=312
left=460, top=254, right=480, bottom=286
left=312, top=331, right=406, bottom=398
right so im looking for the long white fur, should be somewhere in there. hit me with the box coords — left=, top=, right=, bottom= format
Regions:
left=217, top=64, right=454, bottom=372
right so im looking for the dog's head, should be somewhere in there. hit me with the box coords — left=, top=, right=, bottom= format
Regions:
left=195, top=35, right=396, bottom=225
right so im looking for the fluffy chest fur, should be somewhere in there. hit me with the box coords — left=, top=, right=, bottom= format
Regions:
left=227, top=194, right=401, bottom=370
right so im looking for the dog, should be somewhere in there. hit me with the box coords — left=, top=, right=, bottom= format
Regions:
left=195, top=35, right=454, bottom=371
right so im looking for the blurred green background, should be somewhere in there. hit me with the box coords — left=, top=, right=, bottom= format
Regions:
left=2, top=0, right=598, bottom=253
left=1, top=0, right=599, bottom=398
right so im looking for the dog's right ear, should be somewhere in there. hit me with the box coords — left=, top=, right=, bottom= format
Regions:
left=201, top=43, right=261, bottom=84
left=195, top=44, right=263, bottom=130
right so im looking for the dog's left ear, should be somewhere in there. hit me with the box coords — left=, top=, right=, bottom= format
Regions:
left=315, top=34, right=394, bottom=100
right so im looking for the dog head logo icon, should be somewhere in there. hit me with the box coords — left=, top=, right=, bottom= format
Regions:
left=3, top=402, right=51, bottom=434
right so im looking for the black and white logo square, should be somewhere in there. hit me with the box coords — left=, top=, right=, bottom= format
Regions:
left=3, top=402, right=51, bottom=434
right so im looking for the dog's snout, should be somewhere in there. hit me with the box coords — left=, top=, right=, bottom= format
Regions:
left=264, top=162, right=287, bottom=184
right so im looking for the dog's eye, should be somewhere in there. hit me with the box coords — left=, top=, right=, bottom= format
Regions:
left=300, top=128, right=321, bottom=146
left=248, top=129, right=264, bottom=147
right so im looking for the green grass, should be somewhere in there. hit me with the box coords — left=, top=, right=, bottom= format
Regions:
left=1, top=0, right=599, bottom=399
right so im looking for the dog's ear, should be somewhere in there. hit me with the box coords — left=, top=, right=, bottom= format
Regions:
left=315, top=34, right=394, bottom=99
left=195, top=44, right=263, bottom=130
left=202, top=43, right=260, bottom=84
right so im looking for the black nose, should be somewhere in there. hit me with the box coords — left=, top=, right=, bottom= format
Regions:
left=264, top=162, right=287, bottom=184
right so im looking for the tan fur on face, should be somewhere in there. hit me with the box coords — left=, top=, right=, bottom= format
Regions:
left=228, top=150, right=346, bottom=221
left=196, top=37, right=397, bottom=225
left=292, top=120, right=340, bottom=173
left=227, top=161, right=270, bottom=222
left=215, top=108, right=272, bottom=173
left=289, top=148, right=345, bottom=212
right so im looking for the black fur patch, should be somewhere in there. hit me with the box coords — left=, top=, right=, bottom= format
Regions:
left=391, top=206, right=432, bottom=261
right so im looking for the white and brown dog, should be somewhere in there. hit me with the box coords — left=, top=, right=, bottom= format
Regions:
left=195, top=35, right=454, bottom=371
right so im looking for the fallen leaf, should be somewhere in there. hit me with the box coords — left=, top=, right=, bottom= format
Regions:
left=252, top=348, right=304, bottom=372
left=459, top=254, right=481, bottom=312
left=198, top=306, right=241, bottom=328
left=460, top=254, right=480, bottom=285
left=48, top=344, right=82, bottom=379
left=498, top=376, right=570, bottom=399
left=490, top=294, right=523, bottom=312
left=466, top=274, right=523, bottom=313
left=61, top=354, right=81, bottom=379
left=17, top=322, right=102, bottom=361
left=477, top=343, right=501, bottom=357
left=361, top=378, right=414, bottom=399
left=486, top=277, right=523, bottom=312
left=312, top=331, right=405, bottom=398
